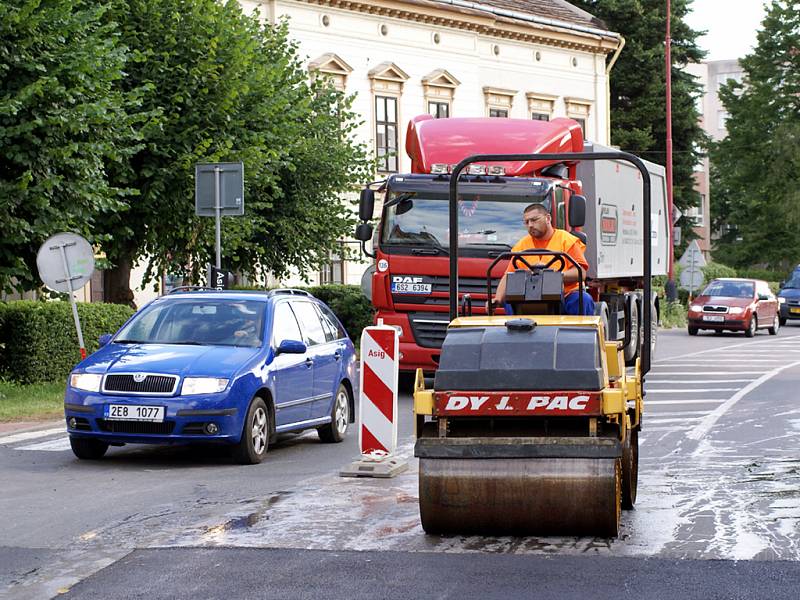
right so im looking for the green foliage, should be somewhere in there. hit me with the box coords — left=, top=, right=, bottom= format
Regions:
left=738, top=268, right=785, bottom=283
left=0, top=0, right=140, bottom=293
left=0, top=379, right=65, bottom=422
left=710, top=1, right=800, bottom=270
left=660, top=300, right=687, bottom=329
left=0, top=301, right=134, bottom=384
left=304, top=285, right=374, bottom=342
left=569, top=0, right=707, bottom=251
left=701, top=262, right=738, bottom=284
left=99, top=3, right=373, bottom=299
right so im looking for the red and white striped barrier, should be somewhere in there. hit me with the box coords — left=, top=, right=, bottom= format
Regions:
left=358, top=324, right=399, bottom=458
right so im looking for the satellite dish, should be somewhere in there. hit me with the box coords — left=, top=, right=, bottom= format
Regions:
left=36, top=232, right=95, bottom=293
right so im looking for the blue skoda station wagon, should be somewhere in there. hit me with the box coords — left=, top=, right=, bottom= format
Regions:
left=64, top=289, right=357, bottom=464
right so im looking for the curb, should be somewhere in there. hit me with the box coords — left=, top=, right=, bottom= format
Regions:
left=0, top=419, right=64, bottom=436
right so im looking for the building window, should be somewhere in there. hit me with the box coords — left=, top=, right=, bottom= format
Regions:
left=483, top=86, right=516, bottom=119
left=376, top=96, right=398, bottom=172
left=717, top=110, right=729, bottom=130
left=489, top=108, right=508, bottom=118
left=319, top=247, right=345, bottom=285
left=527, top=93, right=555, bottom=122
left=566, top=99, right=591, bottom=140
left=716, top=72, right=742, bottom=90
left=429, top=101, right=449, bottom=118
left=687, top=200, right=705, bottom=227
left=531, top=112, right=549, bottom=121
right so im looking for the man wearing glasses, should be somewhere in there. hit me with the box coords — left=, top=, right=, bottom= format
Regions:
left=490, top=199, right=595, bottom=316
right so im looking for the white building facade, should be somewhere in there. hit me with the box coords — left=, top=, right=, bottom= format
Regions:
left=240, top=0, right=623, bottom=289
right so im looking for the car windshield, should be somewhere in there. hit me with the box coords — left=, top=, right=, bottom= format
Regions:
left=701, top=280, right=755, bottom=298
left=115, top=299, right=266, bottom=347
left=783, top=276, right=800, bottom=289
left=381, top=189, right=549, bottom=253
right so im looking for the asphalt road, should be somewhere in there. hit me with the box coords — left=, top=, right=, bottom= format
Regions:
left=2, top=325, right=800, bottom=599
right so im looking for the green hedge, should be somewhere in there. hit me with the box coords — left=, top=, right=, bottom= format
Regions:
left=0, top=301, right=134, bottom=384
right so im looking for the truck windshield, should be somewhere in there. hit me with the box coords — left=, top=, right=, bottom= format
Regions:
left=381, top=190, right=544, bottom=254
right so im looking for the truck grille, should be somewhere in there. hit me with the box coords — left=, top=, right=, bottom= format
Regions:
left=408, top=313, right=450, bottom=348
left=702, top=305, right=729, bottom=313
left=392, top=276, right=499, bottom=306
left=97, top=419, right=175, bottom=434
left=103, top=374, right=178, bottom=395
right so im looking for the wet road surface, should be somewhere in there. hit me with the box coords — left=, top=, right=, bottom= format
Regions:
left=2, top=327, right=800, bottom=598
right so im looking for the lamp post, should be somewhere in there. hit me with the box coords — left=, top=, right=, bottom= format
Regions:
left=665, top=0, right=678, bottom=301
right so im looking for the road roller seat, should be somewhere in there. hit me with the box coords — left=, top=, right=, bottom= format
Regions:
left=504, top=267, right=564, bottom=316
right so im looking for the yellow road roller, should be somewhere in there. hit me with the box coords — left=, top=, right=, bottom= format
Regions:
left=413, top=150, right=653, bottom=537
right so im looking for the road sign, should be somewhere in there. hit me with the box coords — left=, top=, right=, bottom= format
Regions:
left=195, top=162, right=244, bottom=217
left=680, top=267, right=704, bottom=291
left=678, top=240, right=707, bottom=268
left=36, top=232, right=95, bottom=293
left=36, top=232, right=96, bottom=360
left=672, top=205, right=683, bottom=225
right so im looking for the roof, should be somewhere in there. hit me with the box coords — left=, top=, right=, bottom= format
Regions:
left=445, top=0, right=609, bottom=33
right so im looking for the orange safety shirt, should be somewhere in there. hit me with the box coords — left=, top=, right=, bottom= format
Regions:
left=506, top=229, right=589, bottom=296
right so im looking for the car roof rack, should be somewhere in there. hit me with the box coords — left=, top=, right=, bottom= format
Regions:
left=167, top=286, right=221, bottom=294
left=268, top=288, right=312, bottom=298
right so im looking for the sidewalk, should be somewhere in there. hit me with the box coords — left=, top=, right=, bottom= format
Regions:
left=0, top=419, right=64, bottom=436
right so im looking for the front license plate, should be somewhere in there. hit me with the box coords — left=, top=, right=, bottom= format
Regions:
left=105, top=404, right=165, bottom=422
left=391, top=282, right=432, bottom=294
left=702, top=315, right=725, bottom=322
left=790, top=307, right=800, bottom=314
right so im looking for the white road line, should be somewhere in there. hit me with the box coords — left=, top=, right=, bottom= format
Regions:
left=688, top=359, right=800, bottom=444
left=646, top=379, right=754, bottom=384
left=654, top=336, right=800, bottom=363
left=660, top=358, right=786, bottom=363
left=0, top=427, right=65, bottom=445
left=16, top=437, right=72, bottom=452
left=646, top=399, right=727, bottom=405
left=646, top=388, right=739, bottom=393
left=647, top=371, right=765, bottom=375
left=647, top=417, right=704, bottom=424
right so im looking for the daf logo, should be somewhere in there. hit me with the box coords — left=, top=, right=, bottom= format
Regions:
left=133, top=373, right=147, bottom=383
left=392, top=276, right=423, bottom=284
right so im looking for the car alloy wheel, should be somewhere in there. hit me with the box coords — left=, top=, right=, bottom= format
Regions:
left=251, top=406, right=268, bottom=455
left=318, top=383, right=350, bottom=443
left=745, top=315, right=757, bottom=338
left=769, top=315, right=780, bottom=335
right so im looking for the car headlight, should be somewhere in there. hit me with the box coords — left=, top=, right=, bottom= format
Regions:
left=181, top=377, right=229, bottom=395
left=689, top=304, right=702, bottom=312
left=70, top=373, right=102, bottom=392
left=729, top=307, right=744, bottom=315
left=779, top=297, right=786, bottom=304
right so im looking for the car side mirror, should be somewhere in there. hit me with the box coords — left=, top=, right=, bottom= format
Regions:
left=779, top=281, right=785, bottom=289
left=276, top=339, right=307, bottom=355
left=98, top=333, right=112, bottom=347
left=758, top=293, right=769, bottom=301
left=569, top=195, right=586, bottom=228
left=355, top=223, right=373, bottom=242
left=359, top=188, right=375, bottom=222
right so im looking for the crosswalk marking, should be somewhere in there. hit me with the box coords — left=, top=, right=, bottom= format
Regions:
left=17, top=437, right=73, bottom=452
left=646, top=399, right=727, bottom=405
left=0, top=427, right=64, bottom=445
left=647, top=388, right=739, bottom=393
left=646, top=379, right=754, bottom=384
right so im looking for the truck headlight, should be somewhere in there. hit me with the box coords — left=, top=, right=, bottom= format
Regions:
left=181, top=377, right=229, bottom=395
left=70, top=373, right=102, bottom=392
left=729, top=307, right=744, bottom=315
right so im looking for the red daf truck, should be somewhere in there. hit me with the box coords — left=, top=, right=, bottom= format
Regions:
left=355, top=115, right=668, bottom=376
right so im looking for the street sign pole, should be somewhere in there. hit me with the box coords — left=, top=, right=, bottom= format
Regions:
left=689, top=249, right=696, bottom=300
left=214, top=166, right=222, bottom=269
left=55, top=241, right=87, bottom=359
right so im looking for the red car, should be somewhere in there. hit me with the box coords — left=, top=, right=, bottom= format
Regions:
left=687, top=278, right=780, bottom=337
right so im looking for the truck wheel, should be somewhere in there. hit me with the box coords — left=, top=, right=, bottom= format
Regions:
left=70, top=437, right=108, bottom=460
left=768, top=315, right=780, bottom=335
left=745, top=315, right=757, bottom=338
left=623, top=295, right=640, bottom=365
left=688, top=326, right=698, bottom=336
left=318, top=383, right=350, bottom=443
left=621, top=428, right=638, bottom=510
left=232, top=397, right=269, bottom=465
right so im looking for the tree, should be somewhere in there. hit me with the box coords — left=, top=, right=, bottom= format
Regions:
left=710, top=0, right=800, bottom=270
left=0, top=0, right=137, bottom=293
left=99, top=1, right=372, bottom=304
left=570, top=0, right=707, bottom=248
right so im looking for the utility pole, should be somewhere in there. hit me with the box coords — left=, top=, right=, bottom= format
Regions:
left=665, top=0, right=677, bottom=301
